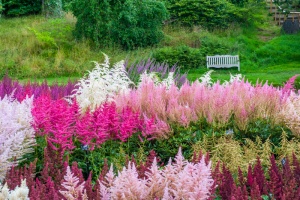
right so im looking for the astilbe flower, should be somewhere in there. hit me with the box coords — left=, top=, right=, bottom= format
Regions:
left=76, top=102, right=142, bottom=149
left=69, top=54, right=133, bottom=112
left=115, top=73, right=287, bottom=134
left=99, top=147, right=214, bottom=199
left=0, top=75, right=77, bottom=102
left=280, top=92, right=300, bottom=136
left=59, top=166, right=87, bottom=200
left=0, top=95, right=35, bottom=181
left=126, top=58, right=187, bottom=86
left=0, top=179, right=29, bottom=200
left=32, top=95, right=78, bottom=150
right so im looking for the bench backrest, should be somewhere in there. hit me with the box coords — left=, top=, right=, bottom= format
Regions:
left=207, top=55, right=240, bottom=71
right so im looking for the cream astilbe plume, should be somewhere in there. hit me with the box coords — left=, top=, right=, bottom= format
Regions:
left=280, top=93, right=300, bottom=136
left=139, top=71, right=175, bottom=89
left=70, top=54, right=133, bottom=112
left=198, top=70, right=214, bottom=86
left=0, top=95, right=35, bottom=182
left=223, top=73, right=244, bottom=85
left=59, top=166, right=86, bottom=200
left=0, top=179, right=29, bottom=200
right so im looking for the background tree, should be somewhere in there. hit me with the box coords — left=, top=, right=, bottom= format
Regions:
left=2, top=0, right=42, bottom=17
left=70, top=0, right=168, bottom=50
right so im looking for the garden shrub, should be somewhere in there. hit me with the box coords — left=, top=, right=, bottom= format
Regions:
left=152, top=36, right=233, bottom=70
left=166, top=0, right=238, bottom=30
left=70, top=0, right=168, bottom=49
left=110, top=0, right=168, bottom=50
left=152, top=45, right=204, bottom=70
left=2, top=0, right=41, bottom=17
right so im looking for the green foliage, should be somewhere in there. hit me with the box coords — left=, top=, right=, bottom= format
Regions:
left=152, top=45, right=204, bottom=70
left=2, top=0, right=41, bottom=17
left=153, top=35, right=232, bottom=70
left=43, top=0, right=63, bottom=18
left=111, top=0, right=168, bottom=50
left=28, top=27, right=58, bottom=49
left=166, top=0, right=237, bottom=30
left=70, top=0, right=168, bottom=50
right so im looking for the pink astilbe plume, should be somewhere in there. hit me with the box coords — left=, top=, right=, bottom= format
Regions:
left=59, top=166, right=87, bottom=200
left=98, top=147, right=214, bottom=199
left=0, top=95, right=35, bottom=181
left=32, top=95, right=78, bottom=150
left=281, top=75, right=299, bottom=97
left=280, top=92, right=300, bottom=136
left=76, top=102, right=142, bottom=149
left=115, top=74, right=288, bottom=134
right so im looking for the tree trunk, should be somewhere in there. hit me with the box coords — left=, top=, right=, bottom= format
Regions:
left=43, top=0, right=63, bottom=18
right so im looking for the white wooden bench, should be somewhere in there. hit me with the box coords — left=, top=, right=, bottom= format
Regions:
left=206, top=55, right=240, bottom=71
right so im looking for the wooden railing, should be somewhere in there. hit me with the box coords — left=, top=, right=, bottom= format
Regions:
left=267, top=0, right=300, bottom=25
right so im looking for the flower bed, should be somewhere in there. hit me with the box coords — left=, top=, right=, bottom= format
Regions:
left=0, top=55, right=299, bottom=199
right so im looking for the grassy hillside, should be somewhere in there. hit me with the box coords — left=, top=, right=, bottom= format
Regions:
left=0, top=9, right=299, bottom=86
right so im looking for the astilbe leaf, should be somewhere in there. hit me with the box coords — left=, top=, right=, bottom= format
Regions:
left=0, top=95, right=35, bottom=182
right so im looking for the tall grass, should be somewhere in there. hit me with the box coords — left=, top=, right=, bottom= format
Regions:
left=0, top=14, right=153, bottom=79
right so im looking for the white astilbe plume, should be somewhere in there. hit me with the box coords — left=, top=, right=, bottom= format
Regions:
left=198, top=70, right=214, bottom=86
left=0, top=179, right=29, bottom=200
left=139, top=71, right=175, bottom=89
left=59, top=166, right=85, bottom=200
left=161, top=72, right=175, bottom=89
left=223, top=73, right=244, bottom=85
left=139, top=72, right=161, bottom=85
left=70, top=54, right=133, bottom=112
left=0, top=95, right=35, bottom=182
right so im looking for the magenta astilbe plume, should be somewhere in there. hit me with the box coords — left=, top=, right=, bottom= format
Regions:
left=0, top=75, right=77, bottom=102
left=0, top=75, right=23, bottom=99
left=32, top=95, right=78, bottom=150
left=282, top=75, right=299, bottom=97
left=76, top=102, right=142, bottom=149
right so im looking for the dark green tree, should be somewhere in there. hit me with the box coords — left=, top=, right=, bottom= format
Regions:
left=70, top=0, right=168, bottom=49
left=2, top=0, right=42, bottom=17
left=166, top=0, right=237, bottom=30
